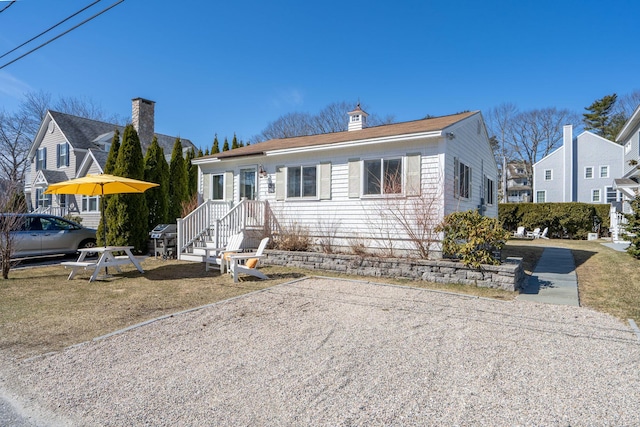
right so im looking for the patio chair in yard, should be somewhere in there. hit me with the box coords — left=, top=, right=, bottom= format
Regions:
left=526, top=228, right=541, bottom=239
left=513, top=226, right=526, bottom=238
left=230, top=237, right=270, bottom=283
left=204, top=232, right=244, bottom=273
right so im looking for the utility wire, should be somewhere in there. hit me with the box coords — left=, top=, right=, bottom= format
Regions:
left=0, top=1, right=16, bottom=14
left=0, top=0, right=124, bottom=70
left=0, top=0, right=103, bottom=60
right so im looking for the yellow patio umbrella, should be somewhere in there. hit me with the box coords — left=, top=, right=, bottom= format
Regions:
left=44, top=174, right=159, bottom=245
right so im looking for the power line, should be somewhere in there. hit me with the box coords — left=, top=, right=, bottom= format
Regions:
left=0, top=0, right=103, bottom=61
left=0, top=1, right=16, bottom=15
left=0, top=0, right=125, bottom=71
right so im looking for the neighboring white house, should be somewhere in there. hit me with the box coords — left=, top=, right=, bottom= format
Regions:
left=502, top=161, right=532, bottom=203
left=187, top=107, right=498, bottom=257
left=533, top=125, right=624, bottom=205
left=25, top=98, right=195, bottom=228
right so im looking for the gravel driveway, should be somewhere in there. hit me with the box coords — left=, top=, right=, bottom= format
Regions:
left=1, top=277, right=639, bottom=426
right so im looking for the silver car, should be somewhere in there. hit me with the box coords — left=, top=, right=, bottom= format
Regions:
left=2, top=214, right=97, bottom=258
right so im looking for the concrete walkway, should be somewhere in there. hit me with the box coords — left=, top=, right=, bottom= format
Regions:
left=518, top=247, right=580, bottom=306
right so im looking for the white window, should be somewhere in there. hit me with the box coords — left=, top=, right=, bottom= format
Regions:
left=584, top=167, right=594, bottom=179
left=363, top=158, right=402, bottom=195
left=599, top=165, right=609, bottom=178
left=484, top=176, right=494, bottom=205
left=606, top=186, right=619, bottom=203
left=56, top=143, right=69, bottom=168
left=211, top=174, right=224, bottom=200
left=81, top=195, right=100, bottom=212
left=455, top=160, right=471, bottom=199
left=36, top=147, right=46, bottom=170
left=287, top=166, right=317, bottom=198
left=591, top=189, right=601, bottom=203
left=544, top=169, right=552, bottom=181
left=35, top=188, right=51, bottom=208
left=536, top=191, right=546, bottom=203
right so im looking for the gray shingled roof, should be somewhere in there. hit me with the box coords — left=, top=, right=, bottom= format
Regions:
left=40, top=169, right=70, bottom=184
left=48, top=110, right=195, bottom=169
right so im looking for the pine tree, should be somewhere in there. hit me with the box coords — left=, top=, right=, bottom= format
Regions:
left=204, top=147, right=210, bottom=156
left=583, top=94, right=626, bottom=140
left=185, top=147, right=197, bottom=198
left=97, top=129, right=120, bottom=246
left=168, top=138, right=187, bottom=221
left=222, top=137, right=230, bottom=151
left=197, top=148, right=203, bottom=157
left=144, top=136, right=169, bottom=229
left=105, top=124, right=148, bottom=252
left=211, top=134, right=220, bottom=154
left=231, top=133, right=239, bottom=149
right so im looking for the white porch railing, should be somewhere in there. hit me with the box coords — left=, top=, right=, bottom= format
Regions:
left=32, top=206, right=70, bottom=217
left=176, top=200, right=233, bottom=255
left=176, top=199, right=279, bottom=259
left=610, top=205, right=628, bottom=243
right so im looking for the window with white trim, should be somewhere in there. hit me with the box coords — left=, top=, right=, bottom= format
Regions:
left=211, top=174, right=224, bottom=200
left=591, top=189, right=601, bottom=202
left=584, top=166, right=593, bottom=179
left=484, top=176, right=494, bottom=205
left=81, top=195, right=100, bottom=212
left=56, top=143, right=69, bottom=168
left=606, top=186, right=619, bottom=203
left=287, top=166, right=317, bottom=198
left=455, top=159, right=471, bottom=199
left=544, top=169, right=552, bottom=181
left=35, top=188, right=51, bottom=208
left=363, top=158, right=402, bottom=195
left=599, top=165, right=609, bottom=178
left=36, top=147, right=46, bottom=170
left=536, top=191, right=546, bottom=203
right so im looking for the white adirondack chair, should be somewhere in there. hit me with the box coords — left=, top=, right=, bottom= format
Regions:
left=230, top=237, right=270, bottom=283
left=204, top=232, right=244, bottom=273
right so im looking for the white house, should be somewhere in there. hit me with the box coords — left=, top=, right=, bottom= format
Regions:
left=186, top=107, right=498, bottom=258
left=25, top=98, right=195, bottom=228
left=533, top=125, right=624, bottom=205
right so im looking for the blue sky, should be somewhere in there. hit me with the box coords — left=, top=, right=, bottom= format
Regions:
left=1, top=0, right=639, bottom=151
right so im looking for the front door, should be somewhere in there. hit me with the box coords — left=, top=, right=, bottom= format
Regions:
left=239, top=168, right=256, bottom=200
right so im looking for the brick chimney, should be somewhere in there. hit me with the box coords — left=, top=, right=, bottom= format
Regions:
left=131, top=97, right=155, bottom=148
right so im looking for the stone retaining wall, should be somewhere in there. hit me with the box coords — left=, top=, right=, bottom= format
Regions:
left=264, top=250, right=525, bottom=292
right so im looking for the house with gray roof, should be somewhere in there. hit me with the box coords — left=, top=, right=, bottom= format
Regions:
left=25, top=98, right=195, bottom=228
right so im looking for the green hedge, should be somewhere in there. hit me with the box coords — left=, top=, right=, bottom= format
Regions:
left=498, top=202, right=610, bottom=240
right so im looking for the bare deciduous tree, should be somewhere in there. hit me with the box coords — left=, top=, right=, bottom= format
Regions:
left=0, top=110, right=31, bottom=183
left=253, top=101, right=396, bottom=142
left=0, top=181, right=28, bottom=279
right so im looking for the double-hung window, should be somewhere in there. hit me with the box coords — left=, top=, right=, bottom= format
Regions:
left=585, top=166, right=594, bottom=179
left=544, top=169, right=552, bottom=181
left=35, top=188, right=52, bottom=208
left=82, top=195, right=99, bottom=212
left=606, top=186, right=618, bottom=203
left=363, top=158, right=402, bottom=195
left=536, top=191, right=546, bottom=203
left=36, top=147, right=47, bottom=170
left=455, top=159, right=471, bottom=199
left=56, top=143, right=69, bottom=168
left=287, top=166, right=317, bottom=198
left=592, top=189, right=601, bottom=203
left=484, top=176, right=495, bottom=205
left=599, top=165, right=609, bottom=178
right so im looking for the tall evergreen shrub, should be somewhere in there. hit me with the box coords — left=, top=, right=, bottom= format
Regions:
left=97, top=129, right=120, bottom=246
left=144, top=136, right=169, bottom=229
left=168, top=138, right=187, bottom=221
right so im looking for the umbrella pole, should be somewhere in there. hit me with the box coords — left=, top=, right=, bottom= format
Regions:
left=101, top=184, right=108, bottom=276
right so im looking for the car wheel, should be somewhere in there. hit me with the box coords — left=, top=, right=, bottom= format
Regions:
left=79, top=239, right=98, bottom=257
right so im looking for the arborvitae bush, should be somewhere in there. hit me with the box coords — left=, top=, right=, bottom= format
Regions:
left=106, top=124, right=148, bottom=252
left=144, top=136, right=169, bottom=229
left=624, top=196, right=640, bottom=258
left=97, top=129, right=120, bottom=246
left=168, top=138, right=187, bottom=221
